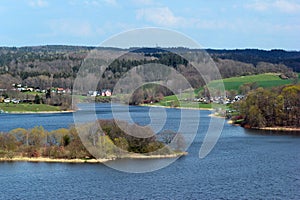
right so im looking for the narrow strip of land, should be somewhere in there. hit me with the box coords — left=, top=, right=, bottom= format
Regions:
left=0, top=152, right=187, bottom=163
left=8, top=110, right=75, bottom=114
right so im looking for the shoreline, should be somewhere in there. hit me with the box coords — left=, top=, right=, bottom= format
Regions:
left=139, top=104, right=213, bottom=111
left=252, top=126, right=300, bottom=132
left=2, top=102, right=216, bottom=114
left=5, top=110, right=75, bottom=114
left=0, top=157, right=110, bottom=163
left=0, top=152, right=187, bottom=163
left=208, top=113, right=225, bottom=118
left=228, top=120, right=300, bottom=132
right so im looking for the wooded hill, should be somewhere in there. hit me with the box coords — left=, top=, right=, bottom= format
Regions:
left=0, top=46, right=298, bottom=90
left=207, top=49, right=300, bottom=72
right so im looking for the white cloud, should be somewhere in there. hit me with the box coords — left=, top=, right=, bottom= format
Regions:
left=49, top=19, right=93, bottom=37
left=136, top=7, right=230, bottom=30
left=69, top=0, right=118, bottom=7
left=131, top=0, right=157, bottom=6
left=246, top=1, right=269, bottom=11
left=274, top=0, right=300, bottom=13
left=28, top=0, right=48, bottom=8
left=83, top=0, right=101, bottom=6
left=136, top=7, right=186, bottom=27
left=103, top=0, right=118, bottom=6
left=246, top=0, right=300, bottom=13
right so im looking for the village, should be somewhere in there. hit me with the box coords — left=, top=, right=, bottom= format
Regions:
left=193, top=94, right=244, bottom=105
left=1, top=82, right=245, bottom=107
left=0, top=83, right=112, bottom=104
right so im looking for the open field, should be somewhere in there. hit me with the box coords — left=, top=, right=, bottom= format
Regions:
left=206, top=73, right=299, bottom=91
left=0, top=103, right=61, bottom=113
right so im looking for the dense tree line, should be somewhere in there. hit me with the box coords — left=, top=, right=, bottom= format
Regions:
left=0, top=120, right=184, bottom=160
left=215, top=59, right=296, bottom=79
left=234, top=84, right=300, bottom=128
left=207, top=49, right=300, bottom=72
left=0, top=126, right=90, bottom=159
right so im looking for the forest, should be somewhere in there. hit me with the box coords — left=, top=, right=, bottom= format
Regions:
left=206, top=49, right=300, bottom=72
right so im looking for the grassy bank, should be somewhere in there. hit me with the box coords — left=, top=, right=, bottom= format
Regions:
left=148, top=95, right=213, bottom=109
left=0, top=103, right=62, bottom=113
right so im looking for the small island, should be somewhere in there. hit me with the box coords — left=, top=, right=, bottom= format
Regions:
left=0, top=119, right=187, bottom=163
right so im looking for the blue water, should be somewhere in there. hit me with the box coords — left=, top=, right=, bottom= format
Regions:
left=0, top=103, right=300, bottom=199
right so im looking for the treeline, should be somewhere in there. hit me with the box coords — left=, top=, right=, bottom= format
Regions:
left=129, top=84, right=173, bottom=105
left=215, top=59, right=296, bottom=79
left=0, top=126, right=90, bottom=159
left=234, top=84, right=300, bottom=128
left=207, top=49, right=300, bottom=72
left=0, top=120, right=184, bottom=160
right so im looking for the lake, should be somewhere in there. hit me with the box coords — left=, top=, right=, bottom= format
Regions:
left=0, top=103, right=299, bottom=199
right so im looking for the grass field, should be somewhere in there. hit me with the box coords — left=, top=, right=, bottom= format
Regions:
left=150, top=95, right=223, bottom=109
left=0, top=103, right=61, bottom=113
left=206, top=73, right=298, bottom=91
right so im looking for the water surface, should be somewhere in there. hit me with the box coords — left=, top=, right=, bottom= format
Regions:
left=0, top=103, right=299, bottom=199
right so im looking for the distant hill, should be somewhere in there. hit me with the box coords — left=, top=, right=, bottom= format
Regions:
left=0, top=45, right=298, bottom=90
left=206, top=49, right=300, bottom=72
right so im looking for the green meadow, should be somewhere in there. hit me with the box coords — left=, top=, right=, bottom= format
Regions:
left=207, top=73, right=298, bottom=91
left=0, top=103, right=61, bottom=113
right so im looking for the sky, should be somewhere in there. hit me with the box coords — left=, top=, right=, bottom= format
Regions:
left=0, top=0, right=299, bottom=50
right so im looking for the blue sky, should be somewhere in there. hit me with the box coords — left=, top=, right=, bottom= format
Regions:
left=0, top=0, right=299, bottom=50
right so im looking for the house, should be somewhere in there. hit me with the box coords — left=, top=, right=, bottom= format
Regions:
left=102, top=89, right=112, bottom=97
left=234, top=95, right=244, bottom=101
left=57, top=88, right=65, bottom=94
left=230, top=95, right=245, bottom=103
left=91, top=91, right=98, bottom=97
left=11, top=99, right=20, bottom=104
left=27, top=87, right=34, bottom=92
left=106, top=90, right=112, bottom=96
left=88, top=91, right=99, bottom=96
